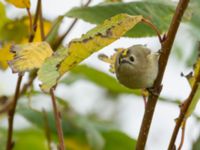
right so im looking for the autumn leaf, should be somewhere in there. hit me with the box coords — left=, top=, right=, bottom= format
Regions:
left=0, top=17, right=52, bottom=43
left=59, top=14, right=143, bottom=75
left=37, top=47, right=67, bottom=91
left=6, top=0, right=30, bottom=8
left=0, top=43, right=13, bottom=70
left=7, top=14, right=143, bottom=92
left=9, top=42, right=53, bottom=73
left=38, top=14, right=143, bottom=92
left=185, top=51, right=200, bottom=118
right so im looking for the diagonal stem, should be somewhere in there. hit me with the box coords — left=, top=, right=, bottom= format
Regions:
left=50, top=89, right=65, bottom=150
left=136, top=0, right=191, bottom=149
left=6, top=1, right=40, bottom=149
left=6, top=75, right=23, bottom=150
left=168, top=67, right=200, bottom=149
left=52, top=0, right=92, bottom=49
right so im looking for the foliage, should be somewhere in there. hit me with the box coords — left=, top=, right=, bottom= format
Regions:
left=65, top=1, right=191, bottom=37
left=0, top=0, right=200, bottom=149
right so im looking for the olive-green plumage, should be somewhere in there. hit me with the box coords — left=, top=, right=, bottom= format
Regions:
left=115, top=45, right=159, bottom=89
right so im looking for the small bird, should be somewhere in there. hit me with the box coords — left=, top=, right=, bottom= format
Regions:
left=115, top=45, right=159, bottom=89
left=99, top=45, right=160, bottom=105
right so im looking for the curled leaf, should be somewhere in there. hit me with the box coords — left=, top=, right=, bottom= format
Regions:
left=59, top=14, right=143, bottom=75
left=38, top=14, right=143, bottom=92
left=9, top=42, right=53, bottom=73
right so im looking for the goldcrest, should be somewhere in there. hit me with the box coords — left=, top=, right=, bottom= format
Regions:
left=115, top=45, right=159, bottom=89
left=99, top=45, right=159, bottom=89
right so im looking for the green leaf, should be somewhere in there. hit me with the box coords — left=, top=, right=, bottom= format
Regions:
left=0, top=2, right=9, bottom=29
left=102, top=130, right=136, bottom=150
left=38, top=47, right=68, bottom=92
left=38, top=14, right=143, bottom=92
left=0, top=128, right=47, bottom=150
left=192, top=133, right=200, bottom=150
left=0, top=19, right=28, bottom=42
left=185, top=50, right=200, bottom=118
left=18, top=106, right=136, bottom=150
left=61, top=65, right=139, bottom=95
left=66, top=1, right=177, bottom=37
left=0, top=17, right=52, bottom=43
left=189, top=0, right=200, bottom=31
left=45, top=16, right=64, bottom=46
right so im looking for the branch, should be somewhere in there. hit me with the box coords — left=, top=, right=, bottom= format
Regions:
left=168, top=57, right=200, bottom=148
left=52, top=0, right=92, bottom=49
left=38, top=0, right=45, bottom=40
left=28, top=0, right=41, bottom=42
left=42, top=109, right=52, bottom=150
left=136, top=0, right=191, bottom=149
left=6, top=75, right=23, bottom=150
left=141, top=18, right=162, bottom=43
left=6, top=2, right=41, bottom=149
left=50, top=89, right=65, bottom=150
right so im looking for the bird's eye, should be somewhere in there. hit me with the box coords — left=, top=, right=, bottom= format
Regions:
left=129, top=55, right=135, bottom=62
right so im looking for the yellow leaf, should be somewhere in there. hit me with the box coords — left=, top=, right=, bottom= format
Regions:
left=6, top=0, right=30, bottom=8
left=0, top=43, right=14, bottom=70
left=38, top=14, right=143, bottom=92
left=59, top=14, right=143, bottom=75
left=9, top=42, right=53, bottom=73
left=23, top=18, right=52, bottom=42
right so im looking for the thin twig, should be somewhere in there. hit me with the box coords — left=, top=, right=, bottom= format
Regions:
left=168, top=69, right=200, bottom=148
left=84, top=0, right=92, bottom=6
left=26, top=8, right=33, bottom=33
left=52, top=18, right=78, bottom=49
left=6, top=2, right=40, bottom=149
left=6, top=75, right=23, bottom=150
left=50, top=89, right=65, bottom=150
left=29, top=0, right=41, bottom=42
left=141, top=18, right=163, bottom=44
left=39, top=0, right=45, bottom=40
left=178, top=120, right=186, bottom=150
left=136, top=0, right=191, bottom=149
left=52, top=0, right=92, bottom=49
left=42, top=109, right=52, bottom=150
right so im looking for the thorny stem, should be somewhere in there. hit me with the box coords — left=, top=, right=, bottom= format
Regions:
left=6, top=75, right=23, bottom=150
left=50, top=89, right=65, bottom=150
left=136, top=0, right=191, bottom=149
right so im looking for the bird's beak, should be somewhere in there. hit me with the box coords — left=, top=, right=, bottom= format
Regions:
left=120, top=58, right=131, bottom=64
